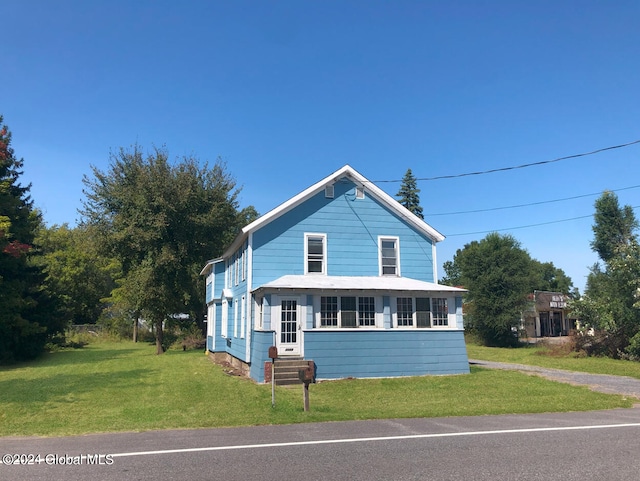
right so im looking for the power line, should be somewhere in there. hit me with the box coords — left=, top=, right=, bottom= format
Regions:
left=370, top=138, right=640, bottom=183
left=428, top=184, right=640, bottom=216
left=445, top=206, right=640, bottom=237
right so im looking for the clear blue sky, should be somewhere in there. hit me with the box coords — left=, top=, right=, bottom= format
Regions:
left=4, top=1, right=640, bottom=292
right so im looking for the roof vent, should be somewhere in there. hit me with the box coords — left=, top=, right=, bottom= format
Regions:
left=325, top=184, right=334, bottom=198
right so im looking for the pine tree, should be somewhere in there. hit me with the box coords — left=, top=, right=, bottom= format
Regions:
left=0, top=115, right=64, bottom=362
left=396, top=168, right=424, bottom=219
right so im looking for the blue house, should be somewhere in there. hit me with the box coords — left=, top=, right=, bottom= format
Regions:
left=200, top=165, right=469, bottom=382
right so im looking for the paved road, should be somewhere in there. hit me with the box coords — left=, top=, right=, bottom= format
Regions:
left=2, top=409, right=640, bottom=481
left=469, top=359, right=640, bottom=399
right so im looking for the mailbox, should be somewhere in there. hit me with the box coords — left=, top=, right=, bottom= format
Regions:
left=298, top=365, right=315, bottom=383
left=268, top=346, right=278, bottom=360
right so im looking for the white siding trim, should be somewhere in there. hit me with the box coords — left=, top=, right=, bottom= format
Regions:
left=245, top=232, right=253, bottom=362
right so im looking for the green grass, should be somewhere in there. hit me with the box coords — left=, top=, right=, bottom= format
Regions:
left=0, top=340, right=634, bottom=437
left=466, top=342, right=640, bottom=379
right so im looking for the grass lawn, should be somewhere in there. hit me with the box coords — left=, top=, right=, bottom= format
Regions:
left=466, top=341, right=640, bottom=379
left=0, top=340, right=634, bottom=437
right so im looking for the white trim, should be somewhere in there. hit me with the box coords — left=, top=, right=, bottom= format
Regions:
left=304, top=232, right=327, bottom=275
left=378, top=236, right=400, bottom=277
left=355, top=185, right=365, bottom=199
left=207, top=304, right=215, bottom=350
left=233, top=298, right=238, bottom=338
left=245, top=233, right=253, bottom=362
left=432, top=243, right=438, bottom=282
left=240, top=295, right=246, bottom=339
left=221, top=298, right=229, bottom=338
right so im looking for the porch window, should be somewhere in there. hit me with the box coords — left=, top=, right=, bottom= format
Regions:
left=320, top=296, right=338, bottom=327
left=379, top=237, right=399, bottom=276
left=395, top=297, right=449, bottom=328
left=396, top=297, right=413, bottom=326
left=320, top=296, right=377, bottom=328
left=358, top=297, right=376, bottom=326
left=432, top=298, right=448, bottom=326
left=305, top=233, right=326, bottom=274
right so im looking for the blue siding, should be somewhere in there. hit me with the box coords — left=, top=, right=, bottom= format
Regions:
left=205, top=282, right=212, bottom=303
left=212, top=261, right=225, bottom=300
left=251, top=180, right=436, bottom=288
left=249, top=330, right=276, bottom=383
left=303, top=330, right=469, bottom=379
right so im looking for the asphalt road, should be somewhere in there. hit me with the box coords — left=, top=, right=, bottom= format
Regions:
left=2, top=408, right=640, bottom=481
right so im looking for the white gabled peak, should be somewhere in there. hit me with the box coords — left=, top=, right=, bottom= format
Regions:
left=221, top=165, right=444, bottom=258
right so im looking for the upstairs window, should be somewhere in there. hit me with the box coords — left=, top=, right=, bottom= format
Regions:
left=305, top=233, right=326, bottom=274
left=379, top=237, right=400, bottom=276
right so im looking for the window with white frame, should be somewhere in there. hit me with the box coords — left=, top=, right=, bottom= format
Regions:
left=320, top=296, right=377, bottom=328
left=305, top=233, right=326, bottom=274
left=432, top=298, right=448, bottom=326
left=396, top=297, right=413, bottom=326
left=379, top=237, right=399, bottom=276
left=395, top=297, right=449, bottom=328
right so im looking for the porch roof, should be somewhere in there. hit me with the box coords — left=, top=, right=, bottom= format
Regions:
left=253, top=275, right=467, bottom=294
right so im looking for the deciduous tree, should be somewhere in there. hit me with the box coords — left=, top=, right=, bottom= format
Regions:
left=81, top=145, right=253, bottom=354
left=442, top=233, right=574, bottom=347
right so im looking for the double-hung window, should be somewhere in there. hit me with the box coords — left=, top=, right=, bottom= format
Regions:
left=305, top=233, right=326, bottom=274
left=379, top=237, right=399, bottom=276
left=320, top=296, right=377, bottom=328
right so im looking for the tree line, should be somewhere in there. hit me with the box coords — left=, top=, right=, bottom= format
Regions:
left=0, top=116, right=257, bottom=361
left=2, top=116, right=639, bottom=362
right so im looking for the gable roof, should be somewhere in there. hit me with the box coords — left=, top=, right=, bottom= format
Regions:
left=222, top=164, right=444, bottom=258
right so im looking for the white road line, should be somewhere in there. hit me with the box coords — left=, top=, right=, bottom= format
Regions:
left=111, top=422, right=640, bottom=458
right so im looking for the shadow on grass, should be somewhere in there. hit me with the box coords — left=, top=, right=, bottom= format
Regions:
left=0, top=368, right=155, bottom=404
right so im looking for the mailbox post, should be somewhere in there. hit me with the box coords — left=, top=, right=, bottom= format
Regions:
left=268, top=346, right=278, bottom=408
left=298, top=364, right=315, bottom=412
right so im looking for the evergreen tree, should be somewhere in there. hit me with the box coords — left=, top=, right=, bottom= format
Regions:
left=396, top=169, right=423, bottom=219
left=0, top=115, right=64, bottom=362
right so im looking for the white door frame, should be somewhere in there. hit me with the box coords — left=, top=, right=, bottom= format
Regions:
left=275, top=296, right=301, bottom=356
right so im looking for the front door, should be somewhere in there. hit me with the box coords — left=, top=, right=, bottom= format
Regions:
left=278, top=298, right=301, bottom=356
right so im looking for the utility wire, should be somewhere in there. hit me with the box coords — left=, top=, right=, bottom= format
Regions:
left=370, top=139, right=640, bottom=183
left=445, top=206, right=640, bottom=237
left=428, top=184, right=640, bottom=216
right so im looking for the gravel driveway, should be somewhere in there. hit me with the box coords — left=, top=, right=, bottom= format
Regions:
left=469, top=359, right=640, bottom=399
